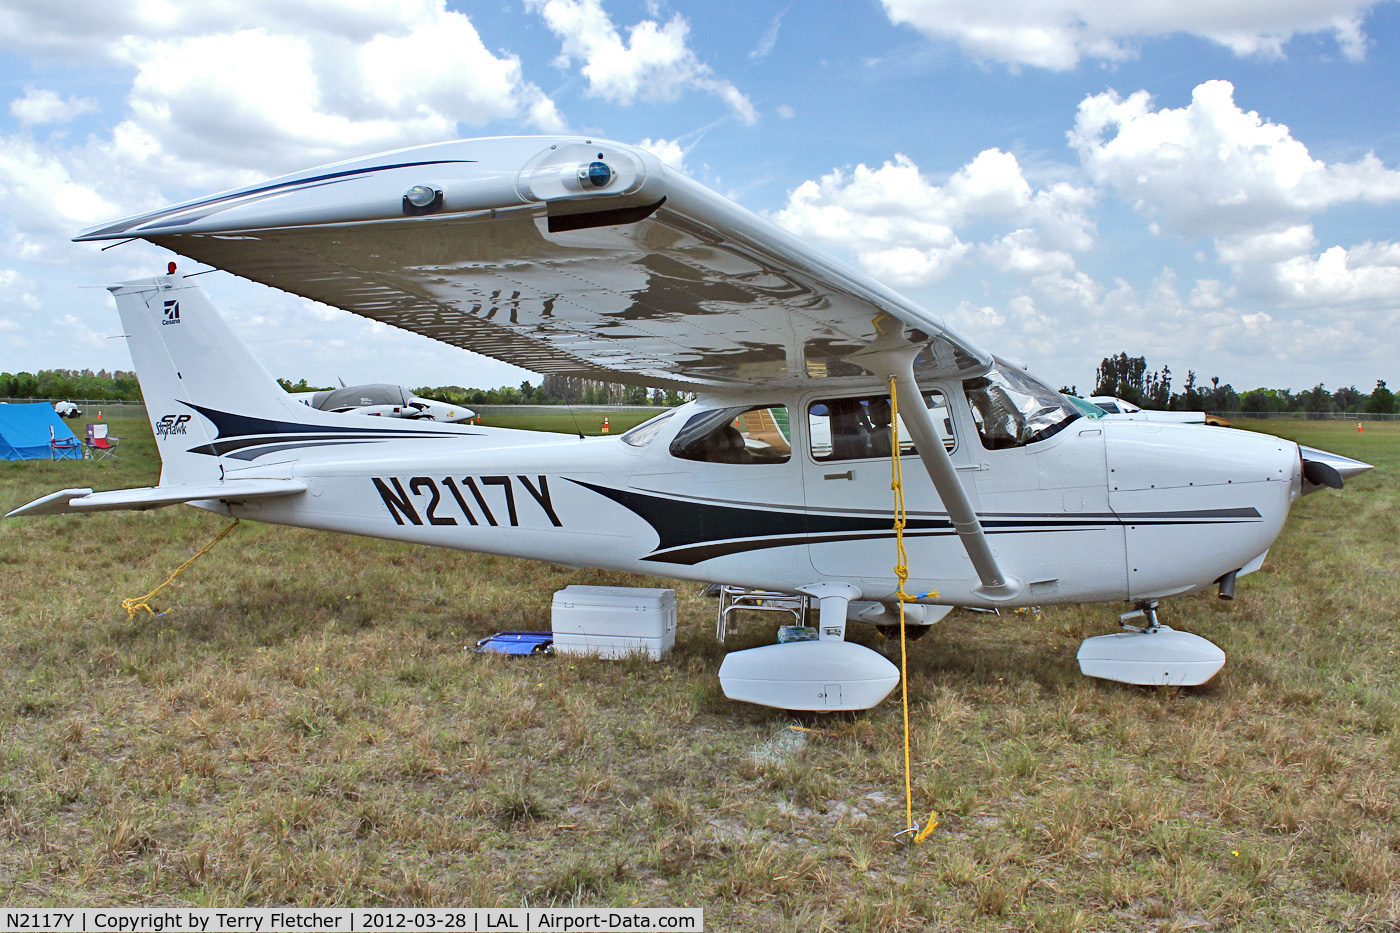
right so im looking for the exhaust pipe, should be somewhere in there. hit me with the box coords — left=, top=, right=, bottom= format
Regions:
left=1217, top=570, right=1237, bottom=601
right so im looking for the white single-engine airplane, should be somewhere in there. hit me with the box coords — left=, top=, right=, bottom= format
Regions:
left=292, top=383, right=475, bottom=423
left=9, top=136, right=1371, bottom=710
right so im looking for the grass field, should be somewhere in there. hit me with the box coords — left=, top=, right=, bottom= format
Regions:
left=474, top=409, right=662, bottom=435
left=0, top=413, right=1396, bottom=930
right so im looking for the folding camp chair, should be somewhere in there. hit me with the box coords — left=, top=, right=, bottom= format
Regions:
left=84, top=423, right=120, bottom=460
left=49, top=425, right=80, bottom=460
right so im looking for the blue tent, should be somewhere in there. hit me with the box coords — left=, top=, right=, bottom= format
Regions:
left=0, top=403, right=81, bottom=460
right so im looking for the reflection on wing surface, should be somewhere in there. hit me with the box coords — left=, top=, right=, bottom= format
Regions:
left=80, top=136, right=994, bottom=392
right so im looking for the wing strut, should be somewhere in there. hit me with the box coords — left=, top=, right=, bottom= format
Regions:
left=864, top=345, right=1023, bottom=602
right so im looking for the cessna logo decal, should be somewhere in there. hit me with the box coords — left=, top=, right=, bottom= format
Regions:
left=373, top=475, right=562, bottom=528
left=162, top=299, right=180, bottom=325
left=155, top=413, right=192, bottom=438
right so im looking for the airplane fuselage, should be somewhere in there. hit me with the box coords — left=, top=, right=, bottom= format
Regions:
left=219, top=387, right=1300, bottom=610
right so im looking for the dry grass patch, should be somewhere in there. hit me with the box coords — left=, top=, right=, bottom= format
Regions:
left=0, top=416, right=1398, bottom=928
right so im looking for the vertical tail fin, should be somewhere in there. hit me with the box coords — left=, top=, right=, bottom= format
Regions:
left=113, top=275, right=316, bottom=484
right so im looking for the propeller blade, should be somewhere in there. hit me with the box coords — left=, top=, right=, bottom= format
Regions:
left=1302, top=458, right=1343, bottom=489
left=1299, top=445, right=1371, bottom=493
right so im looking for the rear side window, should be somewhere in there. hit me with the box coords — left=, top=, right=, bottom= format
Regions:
left=808, top=392, right=952, bottom=461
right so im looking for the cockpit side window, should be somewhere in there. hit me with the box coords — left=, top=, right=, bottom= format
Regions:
left=670, top=405, right=791, bottom=464
left=807, top=391, right=953, bottom=462
left=964, top=363, right=1078, bottom=450
left=620, top=410, right=675, bottom=448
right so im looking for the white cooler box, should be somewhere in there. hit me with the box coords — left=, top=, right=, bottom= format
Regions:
left=551, top=585, right=677, bottom=659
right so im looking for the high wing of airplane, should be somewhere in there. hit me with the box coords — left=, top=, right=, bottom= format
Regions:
left=291, top=384, right=475, bottom=423
left=10, top=135, right=1371, bottom=710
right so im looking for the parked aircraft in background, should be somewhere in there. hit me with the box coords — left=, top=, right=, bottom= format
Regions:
left=8, top=135, right=1369, bottom=710
left=1088, top=396, right=1230, bottom=426
left=291, top=384, right=474, bottom=423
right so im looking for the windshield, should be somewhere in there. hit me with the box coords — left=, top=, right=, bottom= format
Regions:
left=963, top=361, right=1080, bottom=449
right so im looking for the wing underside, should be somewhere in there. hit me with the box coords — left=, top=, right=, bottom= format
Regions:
left=80, top=136, right=992, bottom=391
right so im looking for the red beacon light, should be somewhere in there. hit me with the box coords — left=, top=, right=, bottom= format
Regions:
left=167, top=262, right=177, bottom=275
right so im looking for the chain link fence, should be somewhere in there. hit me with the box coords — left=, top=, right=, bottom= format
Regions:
left=2, top=397, right=147, bottom=414
left=1227, top=411, right=1399, bottom=421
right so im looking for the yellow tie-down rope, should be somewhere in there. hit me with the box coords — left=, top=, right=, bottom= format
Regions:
left=122, top=519, right=241, bottom=619
left=888, top=376, right=939, bottom=846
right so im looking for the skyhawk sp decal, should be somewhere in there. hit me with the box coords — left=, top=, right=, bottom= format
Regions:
left=155, top=413, right=191, bottom=438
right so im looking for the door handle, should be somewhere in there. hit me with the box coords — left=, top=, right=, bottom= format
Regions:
left=823, top=470, right=853, bottom=481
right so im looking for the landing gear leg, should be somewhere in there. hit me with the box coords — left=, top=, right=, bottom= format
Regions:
left=1119, top=599, right=1160, bottom=633
left=796, top=582, right=861, bottom=642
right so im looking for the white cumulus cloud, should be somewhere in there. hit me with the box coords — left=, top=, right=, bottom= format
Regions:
left=0, top=136, right=120, bottom=254
left=636, top=137, right=688, bottom=172
left=772, top=149, right=1094, bottom=290
left=528, top=0, right=757, bottom=125
left=0, top=3, right=563, bottom=197
left=881, top=0, right=1382, bottom=70
left=111, top=11, right=563, bottom=180
left=1070, top=80, right=1400, bottom=239
left=1270, top=242, right=1400, bottom=306
left=0, top=1, right=570, bottom=271
left=10, top=88, right=99, bottom=126
left=1068, top=79, right=1400, bottom=339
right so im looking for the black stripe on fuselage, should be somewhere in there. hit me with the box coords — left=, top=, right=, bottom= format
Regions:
left=181, top=402, right=476, bottom=458
left=569, top=479, right=1262, bottom=566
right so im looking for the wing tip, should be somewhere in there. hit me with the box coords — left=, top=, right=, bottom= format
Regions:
left=7, top=488, right=96, bottom=518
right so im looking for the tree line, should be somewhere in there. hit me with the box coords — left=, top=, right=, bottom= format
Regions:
left=276, top=375, right=690, bottom=406
left=2, top=370, right=690, bottom=408
left=0, top=369, right=142, bottom=401
left=8, top=359, right=1396, bottom=415
left=1077, top=353, right=1396, bottom=416
left=409, top=374, right=691, bottom=407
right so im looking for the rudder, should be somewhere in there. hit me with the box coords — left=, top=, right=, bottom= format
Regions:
left=112, top=275, right=313, bottom=484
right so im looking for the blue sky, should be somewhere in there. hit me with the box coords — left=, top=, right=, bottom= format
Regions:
left=1, top=0, right=1398, bottom=396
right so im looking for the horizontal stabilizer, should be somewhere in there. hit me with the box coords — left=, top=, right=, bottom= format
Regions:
left=7, top=479, right=306, bottom=517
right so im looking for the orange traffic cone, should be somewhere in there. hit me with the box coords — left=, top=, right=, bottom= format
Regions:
left=1358, top=421, right=1363, bottom=433
left=602, top=416, right=610, bottom=433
